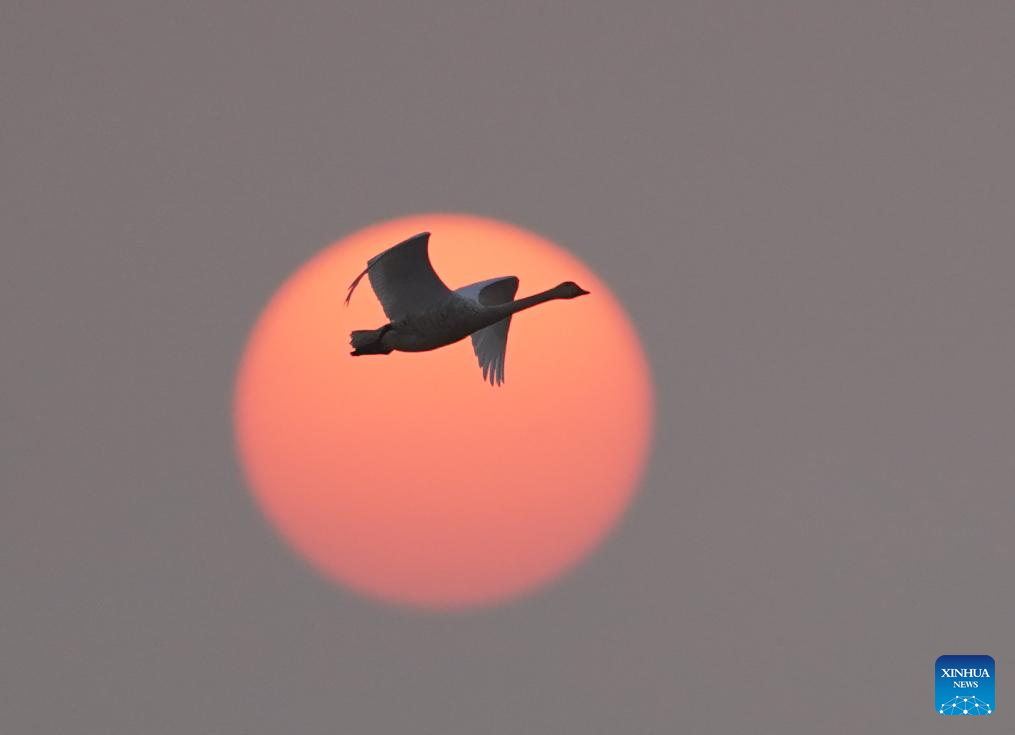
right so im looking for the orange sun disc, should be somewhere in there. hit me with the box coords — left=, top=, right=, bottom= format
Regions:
left=233, top=213, right=654, bottom=609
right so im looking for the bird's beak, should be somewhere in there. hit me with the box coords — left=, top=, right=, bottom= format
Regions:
left=579, top=288, right=590, bottom=296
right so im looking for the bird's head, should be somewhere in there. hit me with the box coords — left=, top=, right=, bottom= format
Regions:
left=555, top=281, right=591, bottom=299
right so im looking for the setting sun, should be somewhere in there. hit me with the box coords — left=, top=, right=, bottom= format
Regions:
left=233, top=213, right=653, bottom=609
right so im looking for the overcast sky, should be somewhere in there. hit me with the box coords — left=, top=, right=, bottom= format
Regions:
left=3, top=3, right=1013, bottom=732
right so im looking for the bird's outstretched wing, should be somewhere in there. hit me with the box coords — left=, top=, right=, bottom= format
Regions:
left=456, top=276, right=520, bottom=386
left=345, top=232, right=454, bottom=321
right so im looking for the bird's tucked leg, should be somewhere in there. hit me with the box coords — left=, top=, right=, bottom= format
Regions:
left=350, top=323, right=393, bottom=356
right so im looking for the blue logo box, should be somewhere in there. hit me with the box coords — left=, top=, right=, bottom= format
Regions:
left=936, top=655, right=994, bottom=715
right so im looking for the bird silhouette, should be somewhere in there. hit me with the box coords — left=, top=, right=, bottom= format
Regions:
left=345, top=232, right=589, bottom=385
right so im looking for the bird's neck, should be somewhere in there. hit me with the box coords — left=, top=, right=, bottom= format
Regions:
left=487, top=287, right=565, bottom=319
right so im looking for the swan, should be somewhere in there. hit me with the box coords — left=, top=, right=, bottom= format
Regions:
left=344, top=231, right=589, bottom=385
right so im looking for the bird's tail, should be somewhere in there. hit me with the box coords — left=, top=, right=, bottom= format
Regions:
left=350, top=326, right=393, bottom=356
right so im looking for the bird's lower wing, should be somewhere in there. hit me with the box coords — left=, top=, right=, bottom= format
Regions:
left=470, top=318, right=511, bottom=385
left=457, top=276, right=520, bottom=386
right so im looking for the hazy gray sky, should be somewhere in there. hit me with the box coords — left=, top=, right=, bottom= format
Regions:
left=3, top=2, right=1013, bottom=732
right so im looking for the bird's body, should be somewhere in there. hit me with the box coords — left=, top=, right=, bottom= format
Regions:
left=345, top=232, right=589, bottom=384
left=384, top=297, right=491, bottom=352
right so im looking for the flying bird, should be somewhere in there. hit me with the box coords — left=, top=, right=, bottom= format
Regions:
left=344, top=231, right=590, bottom=385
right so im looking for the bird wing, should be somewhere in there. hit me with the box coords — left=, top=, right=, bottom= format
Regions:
left=456, top=276, right=520, bottom=386
left=345, top=232, right=455, bottom=321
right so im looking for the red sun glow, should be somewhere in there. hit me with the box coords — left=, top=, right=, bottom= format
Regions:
left=234, top=213, right=653, bottom=609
